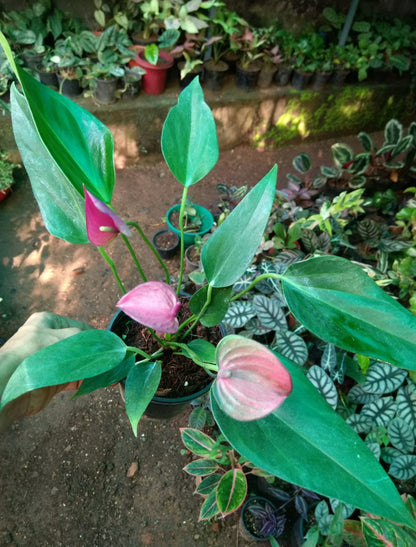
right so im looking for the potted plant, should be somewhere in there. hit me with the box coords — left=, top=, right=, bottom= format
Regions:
left=170, top=33, right=204, bottom=86
left=166, top=200, right=214, bottom=246
left=2, top=34, right=416, bottom=536
left=240, top=496, right=284, bottom=542
left=231, top=25, right=266, bottom=90
left=131, top=0, right=167, bottom=44
left=152, top=229, right=180, bottom=259
left=201, top=35, right=229, bottom=91
left=133, top=29, right=179, bottom=94
left=35, top=48, right=59, bottom=88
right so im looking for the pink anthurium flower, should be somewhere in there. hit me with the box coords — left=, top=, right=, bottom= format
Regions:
left=116, top=281, right=181, bottom=334
left=214, top=335, right=292, bottom=421
left=84, top=186, right=131, bottom=246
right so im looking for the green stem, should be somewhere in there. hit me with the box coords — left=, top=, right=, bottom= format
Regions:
left=231, top=273, right=282, bottom=301
left=98, top=246, right=127, bottom=294
left=121, top=234, right=147, bottom=282
left=182, top=284, right=213, bottom=340
left=176, top=187, right=189, bottom=295
left=127, top=221, right=170, bottom=285
left=173, top=314, right=197, bottom=340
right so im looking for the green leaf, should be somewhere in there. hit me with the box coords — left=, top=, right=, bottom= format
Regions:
left=74, top=354, right=135, bottom=397
left=202, top=166, right=277, bottom=287
left=321, top=344, right=337, bottom=374
left=0, top=35, right=115, bottom=204
left=307, top=365, right=338, bottom=409
left=362, top=516, right=416, bottom=546
left=180, top=427, right=218, bottom=457
left=0, top=330, right=127, bottom=410
left=216, top=469, right=247, bottom=516
left=281, top=255, right=416, bottom=369
left=10, top=87, right=88, bottom=243
left=188, top=406, right=209, bottom=429
left=184, top=459, right=219, bottom=476
left=125, top=361, right=161, bottom=436
left=161, top=78, right=218, bottom=187
left=185, top=339, right=216, bottom=365
left=211, top=354, right=416, bottom=529
left=189, top=286, right=233, bottom=327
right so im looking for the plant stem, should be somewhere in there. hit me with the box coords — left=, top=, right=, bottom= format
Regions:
left=182, top=284, right=213, bottom=340
left=98, top=246, right=127, bottom=294
left=231, top=273, right=282, bottom=301
left=127, top=221, right=170, bottom=285
left=121, top=234, right=147, bottom=282
left=176, top=187, right=189, bottom=295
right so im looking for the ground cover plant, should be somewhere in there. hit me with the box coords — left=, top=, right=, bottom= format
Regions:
left=1, top=30, right=416, bottom=544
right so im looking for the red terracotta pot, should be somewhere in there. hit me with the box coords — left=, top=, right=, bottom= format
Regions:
left=134, top=50, right=174, bottom=95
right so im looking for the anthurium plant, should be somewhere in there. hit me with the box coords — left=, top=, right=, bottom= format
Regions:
left=1, top=33, right=416, bottom=530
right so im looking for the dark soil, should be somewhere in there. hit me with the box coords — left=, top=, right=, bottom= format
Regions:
left=0, top=135, right=383, bottom=546
left=153, top=230, right=179, bottom=252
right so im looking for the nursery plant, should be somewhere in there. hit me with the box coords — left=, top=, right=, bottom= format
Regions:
left=1, top=33, right=416, bottom=533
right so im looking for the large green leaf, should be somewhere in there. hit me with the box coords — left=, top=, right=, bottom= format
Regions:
left=216, top=469, right=247, bottom=516
left=211, top=355, right=416, bottom=529
left=0, top=32, right=115, bottom=204
left=161, top=78, right=218, bottom=187
left=281, top=255, right=416, bottom=369
left=11, top=87, right=88, bottom=243
left=0, top=330, right=127, bottom=410
left=189, top=286, right=233, bottom=327
left=202, top=166, right=277, bottom=287
left=124, top=361, right=161, bottom=436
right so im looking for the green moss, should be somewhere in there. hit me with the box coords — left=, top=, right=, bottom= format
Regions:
left=259, top=83, right=411, bottom=148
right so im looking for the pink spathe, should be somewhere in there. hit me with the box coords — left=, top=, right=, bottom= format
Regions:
left=116, top=281, right=181, bottom=334
left=84, top=186, right=131, bottom=246
left=214, top=335, right=292, bottom=421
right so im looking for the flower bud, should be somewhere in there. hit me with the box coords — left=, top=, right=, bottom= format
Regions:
left=116, top=281, right=181, bottom=334
left=214, top=335, right=292, bottom=421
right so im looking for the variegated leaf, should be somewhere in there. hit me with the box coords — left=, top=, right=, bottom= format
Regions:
left=271, top=330, right=308, bottom=365
left=389, top=454, right=416, bottom=480
left=292, top=152, right=312, bottom=174
left=388, top=417, right=415, bottom=454
left=365, top=441, right=381, bottom=460
left=348, top=385, right=381, bottom=405
left=196, top=473, right=222, bottom=495
left=244, top=317, right=273, bottom=335
left=331, top=142, right=355, bottom=169
left=358, top=131, right=374, bottom=152
left=361, top=397, right=397, bottom=427
left=381, top=446, right=405, bottom=465
left=329, top=499, right=355, bottom=519
left=384, top=118, right=403, bottom=145
left=233, top=274, right=254, bottom=293
left=346, top=414, right=374, bottom=434
left=223, top=301, right=256, bottom=328
left=307, top=365, right=338, bottom=409
left=253, top=294, right=287, bottom=331
left=321, top=343, right=337, bottom=374
left=396, top=384, right=416, bottom=430
left=363, top=362, right=408, bottom=395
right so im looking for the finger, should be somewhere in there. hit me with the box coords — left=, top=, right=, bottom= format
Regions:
left=25, top=312, right=92, bottom=332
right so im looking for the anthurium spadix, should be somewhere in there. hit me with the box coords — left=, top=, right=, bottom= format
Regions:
left=213, top=335, right=292, bottom=421
left=116, top=281, right=181, bottom=334
left=84, top=187, right=131, bottom=246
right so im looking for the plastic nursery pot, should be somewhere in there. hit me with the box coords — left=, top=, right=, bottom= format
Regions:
left=240, top=496, right=280, bottom=542
left=152, top=229, right=180, bottom=259
left=108, top=310, right=224, bottom=420
left=235, top=63, right=261, bottom=91
left=203, top=60, right=229, bottom=91
left=166, top=204, right=214, bottom=246
left=184, top=244, right=200, bottom=273
left=291, top=69, right=313, bottom=90
left=133, top=50, right=174, bottom=95
left=57, top=75, right=82, bottom=97
left=93, top=78, right=120, bottom=105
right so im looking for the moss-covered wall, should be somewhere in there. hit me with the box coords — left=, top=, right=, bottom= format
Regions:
left=255, top=83, right=413, bottom=149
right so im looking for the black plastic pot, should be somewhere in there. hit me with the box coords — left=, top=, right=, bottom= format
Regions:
left=37, top=67, right=58, bottom=88
left=257, top=66, right=277, bottom=88
left=330, top=69, right=350, bottom=87
left=108, top=310, right=223, bottom=420
left=235, top=63, right=261, bottom=91
left=203, top=60, right=229, bottom=91
left=311, top=71, right=332, bottom=91
left=152, top=229, right=179, bottom=259
left=57, top=75, right=82, bottom=97
left=291, top=69, right=313, bottom=90
left=240, top=496, right=280, bottom=542
left=274, top=65, right=293, bottom=86
left=94, top=78, right=119, bottom=105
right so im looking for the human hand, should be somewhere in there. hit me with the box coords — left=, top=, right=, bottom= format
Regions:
left=0, top=312, right=92, bottom=431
